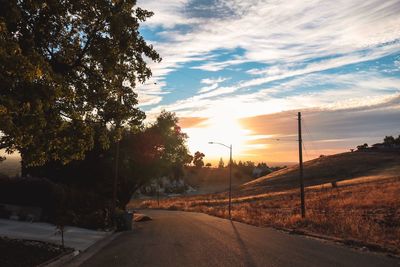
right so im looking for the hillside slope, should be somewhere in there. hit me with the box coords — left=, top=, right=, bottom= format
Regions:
left=240, top=150, right=400, bottom=195
left=184, top=167, right=253, bottom=194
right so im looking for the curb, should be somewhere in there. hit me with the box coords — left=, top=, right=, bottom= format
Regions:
left=38, top=249, right=77, bottom=267
left=272, top=226, right=400, bottom=259
left=43, top=231, right=122, bottom=267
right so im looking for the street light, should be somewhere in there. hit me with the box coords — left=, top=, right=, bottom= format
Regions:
left=208, top=141, right=233, bottom=219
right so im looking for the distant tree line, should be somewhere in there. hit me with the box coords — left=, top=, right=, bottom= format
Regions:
left=193, top=158, right=285, bottom=178
left=356, top=134, right=400, bottom=151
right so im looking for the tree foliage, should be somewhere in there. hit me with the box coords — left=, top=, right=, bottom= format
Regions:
left=357, top=143, right=368, bottom=150
left=26, top=111, right=192, bottom=209
left=0, top=0, right=160, bottom=167
left=383, top=135, right=400, bottom=146
left=193, top=151, right=205, bottom=168
left=218, top=157, right=224, bottom=168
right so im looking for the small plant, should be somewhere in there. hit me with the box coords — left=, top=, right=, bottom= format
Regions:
left=55, top=224, right=65, bottom=249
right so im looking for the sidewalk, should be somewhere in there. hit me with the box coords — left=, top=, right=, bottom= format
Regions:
left=0, top=219, right=111, bottom=251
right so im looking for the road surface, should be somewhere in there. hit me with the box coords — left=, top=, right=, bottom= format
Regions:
left=81, top=210, right=399, bottom=267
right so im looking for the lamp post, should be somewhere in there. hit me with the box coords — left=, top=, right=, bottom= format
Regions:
left=208, top=142, right=233, bottom=219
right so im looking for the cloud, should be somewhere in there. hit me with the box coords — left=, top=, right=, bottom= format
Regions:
left=138, top=0, right=196, bottom=29
left=192, top=58, right=249, bottom=71
left=238, top=97, right=400, bottom=161
left=178, top=117, right=208, bottom=128
left=146, top=71, right=400, bottom=121
left=136, top=0, right=400, bottom=109
left=201, top=77, right=229, bottom=84
left=198, top=76, right=230, bottom=93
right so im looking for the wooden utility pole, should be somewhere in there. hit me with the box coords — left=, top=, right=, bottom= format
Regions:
left=298, top=112, right=306, bottom=218
left=228, top=144, right=232, bottom=219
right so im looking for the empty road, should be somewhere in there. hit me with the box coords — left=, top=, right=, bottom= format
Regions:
left=81, top=210, right=399, bottom=267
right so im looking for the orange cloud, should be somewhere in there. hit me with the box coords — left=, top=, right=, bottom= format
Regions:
left=178, top=117, right=208, bottom=128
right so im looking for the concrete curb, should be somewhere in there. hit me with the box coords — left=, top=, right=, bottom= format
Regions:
left=38, top=249, right=76, bottom=267
left=272, top=226, right=400, bottom=259
left=43, top=231, right=122, bottom=267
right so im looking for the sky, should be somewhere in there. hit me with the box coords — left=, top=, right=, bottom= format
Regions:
left=136, top=0, right=400, bottom=164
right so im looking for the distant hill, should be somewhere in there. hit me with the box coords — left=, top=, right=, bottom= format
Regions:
left=184, top=167, right=254, bottom=194
left=239, top=150, right=400, bottom=196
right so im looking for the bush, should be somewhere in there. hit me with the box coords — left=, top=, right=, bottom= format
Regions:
left=0, top=176, right=110, bottom=229
left=114, top=208, right=131, bottom=231
left=0, top=177, right=59, bottom=219
left=80, top=210, right=108, bottom=229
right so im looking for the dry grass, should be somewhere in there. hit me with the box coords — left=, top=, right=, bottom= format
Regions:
left=183, top=167, right=253, bottom=194
left=130, top=176, right=400, bottom=254
left=240, top=151, right=400, bottom=196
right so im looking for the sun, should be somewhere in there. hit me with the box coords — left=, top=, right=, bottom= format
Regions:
left=184, top=116, right=251, bottom=161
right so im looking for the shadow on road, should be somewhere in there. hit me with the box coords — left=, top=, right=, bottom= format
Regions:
left=230, top=220, right=257, bottom=267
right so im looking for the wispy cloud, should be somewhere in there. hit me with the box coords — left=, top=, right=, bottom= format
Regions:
left=146, top=71, right=400, bottom=120
left=198, top=76, right=230, bottom=93
left=238, top=97, right=400, bottom=161
left=137, top=0, right=400, bottom=108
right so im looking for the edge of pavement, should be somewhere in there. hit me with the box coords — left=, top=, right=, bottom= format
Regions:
left=272, top=226, right=400, bottom=259
left=41, top=231, right=123, bottom=267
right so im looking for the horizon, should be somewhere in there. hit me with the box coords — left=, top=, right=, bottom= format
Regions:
left=136, top=0, right=400, bottom=163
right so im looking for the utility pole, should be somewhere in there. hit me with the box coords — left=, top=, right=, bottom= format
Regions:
left=228, top=144, right=232, bottom=219
left=298, top=112, right=306, bottom=218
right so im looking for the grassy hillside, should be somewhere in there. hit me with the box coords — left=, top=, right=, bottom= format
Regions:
left=184, top=167, right=254, bottom=194
left=240, top=150, right=400, bottom=196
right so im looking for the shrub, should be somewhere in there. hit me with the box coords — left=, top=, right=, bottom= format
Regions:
left=0, top=176, right=110, bottom=229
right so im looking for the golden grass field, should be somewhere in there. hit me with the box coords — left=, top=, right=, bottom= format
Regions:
left=131, top=151, right=400, bottom=254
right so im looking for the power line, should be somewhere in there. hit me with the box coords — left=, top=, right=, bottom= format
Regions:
left=302, top=118, right=321, bottom=159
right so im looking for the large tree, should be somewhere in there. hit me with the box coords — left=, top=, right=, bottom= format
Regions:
left=27, top=111, right=193, bottom=209
left=116, top=111, right=193, bottom=206
left=0, top=0, right=160, bottom=170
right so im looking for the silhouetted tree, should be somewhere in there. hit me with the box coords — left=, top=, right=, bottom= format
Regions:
left=218, top=157, right=224, bottom=168
left=357, top=143, right=368, bottom=150
left=396, top=135, right=400, bottom=145
left=193, top=151, right=205, bottom=168
left=27, top=111, right=192, bottom=210
left=383, top=136, right=395, bottom=146
left=116, top=112, right=192, bottom=206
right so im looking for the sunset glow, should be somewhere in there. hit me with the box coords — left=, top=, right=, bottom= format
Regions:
left=137, top=0, right=400, bottom=163
left=184, top=116, right=250, bottom=159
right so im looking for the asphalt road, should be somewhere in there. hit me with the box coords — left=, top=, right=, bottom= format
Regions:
left=81, top=210, right=399, bottom=267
